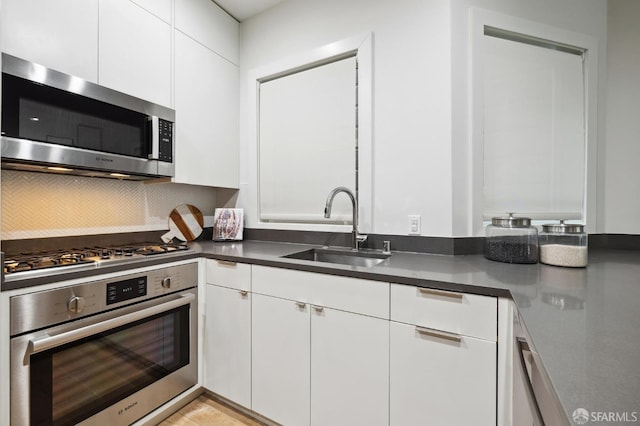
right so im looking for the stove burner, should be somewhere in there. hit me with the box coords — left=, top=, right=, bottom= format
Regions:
left=3, top=242, right=192, bottom=276
left=133, top=243, right=190, bottom=256
left=3, top=252, right=97, bottom=275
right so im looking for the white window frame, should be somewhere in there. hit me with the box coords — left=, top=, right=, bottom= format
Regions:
left=246, top=33, right=373, bottom=233
left=470, top=9, right=598, bottom=235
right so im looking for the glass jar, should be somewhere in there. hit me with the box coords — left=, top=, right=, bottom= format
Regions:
left=539, top=220, right=587, bottom=268
left=485, top=213, right=539, bottom=264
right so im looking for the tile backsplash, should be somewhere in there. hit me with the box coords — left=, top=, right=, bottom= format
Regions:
left=1, top=170, right=218, bottom=240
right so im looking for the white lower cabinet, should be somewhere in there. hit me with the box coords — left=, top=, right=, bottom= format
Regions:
left=251, top=265, right=390, bottom=426
left=389, top=321, right=497, bottom=426
left=204, top=284, right=251, bottom=408
left=252, top=293, right=311, bottom=426
left=252, top=293, right=390, bottom=426
left=204, top=263, right=499, bottom=426
left=311, top=306, right=389, bottom=426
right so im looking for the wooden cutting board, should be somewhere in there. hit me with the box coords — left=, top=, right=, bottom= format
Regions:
left=161, top=204, right=204, bottom=242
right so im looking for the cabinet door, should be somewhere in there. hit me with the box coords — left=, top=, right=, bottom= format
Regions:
left=175, top=0, right=239, bottom=64
left=131, top=0, right=171, bottom=23
left=252, top=294, right=310, bottom=426
left=311, top=307, right=389, bottom=426
left=174, top=31, right=239, bottom=188
left=99, top=0, right=172, bottom=107
left=390, top=321, right=496, bottom=426
left=204, top=285, right=251, bottom=408
left=0, top=0, right=98, bottom=82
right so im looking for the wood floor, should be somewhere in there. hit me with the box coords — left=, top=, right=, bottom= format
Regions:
left=158, top=394, right=264, bottom=426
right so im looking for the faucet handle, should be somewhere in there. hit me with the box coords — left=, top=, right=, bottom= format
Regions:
left=355, top=234, right=368, bottom=250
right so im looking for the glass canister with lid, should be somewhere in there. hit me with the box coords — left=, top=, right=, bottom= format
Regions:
left=539, top=220, right=588, bottom=267
left=485, top=213, right=539, bottom=264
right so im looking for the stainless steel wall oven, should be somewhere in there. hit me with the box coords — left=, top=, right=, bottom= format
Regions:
left=10, top=262, right=198, bottom=425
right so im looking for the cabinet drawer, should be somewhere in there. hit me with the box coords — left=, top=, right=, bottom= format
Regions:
left=206, top=259, right=251, bottom=290
left=390, top=321, right=496, bottom=425
left=390, top=284, right=496, bottom=341
left=252, top=265, right=389, bottom=319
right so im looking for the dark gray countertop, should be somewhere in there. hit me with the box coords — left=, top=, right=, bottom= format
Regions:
left=193, top=240, right=640, bottom=423
left=4, top=239, right=638, bottom=422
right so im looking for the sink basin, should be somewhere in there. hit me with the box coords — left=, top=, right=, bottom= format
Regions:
left=282, top=248, right=390, bottom=268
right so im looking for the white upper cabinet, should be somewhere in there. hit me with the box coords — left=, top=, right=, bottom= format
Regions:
left=175, top=0, right=239, bottom=64
left=131, top=0, right=172, bottom=23
left=0, top=0, right=99, bottom=82
left=2, top=0, right=240, bottom=189
left=174, top=31, right=239, bottom=188
left=98, top=0, right=172, bottom=107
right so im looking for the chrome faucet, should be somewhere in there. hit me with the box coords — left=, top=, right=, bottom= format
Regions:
left=324, top=186, right=367, bottom=250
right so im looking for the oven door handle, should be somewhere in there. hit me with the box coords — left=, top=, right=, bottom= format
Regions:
left=28, top=293, right=195, bottom=355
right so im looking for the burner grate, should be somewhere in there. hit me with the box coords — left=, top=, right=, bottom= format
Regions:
left=3, top=242, right=191, bottom=275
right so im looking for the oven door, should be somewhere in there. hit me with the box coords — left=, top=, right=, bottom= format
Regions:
left=11, top=289, right=197, bottom=426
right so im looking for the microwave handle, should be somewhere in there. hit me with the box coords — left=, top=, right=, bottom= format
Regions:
left=149, top=115, right=160, bottom=160
left=28, top=292, right=195, bottom=355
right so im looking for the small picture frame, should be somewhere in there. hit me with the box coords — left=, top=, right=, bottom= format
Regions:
left=213, top=208, right=244, bottom=241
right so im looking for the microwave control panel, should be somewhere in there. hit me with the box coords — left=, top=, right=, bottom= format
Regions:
left=158, top=118, right=173, bottom=162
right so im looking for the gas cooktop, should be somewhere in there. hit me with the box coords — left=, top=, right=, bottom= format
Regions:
left=3, top=242, right=193, bottom=280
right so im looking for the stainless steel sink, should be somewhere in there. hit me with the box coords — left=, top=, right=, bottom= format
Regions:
left=282, top=248, right=390, bottom=268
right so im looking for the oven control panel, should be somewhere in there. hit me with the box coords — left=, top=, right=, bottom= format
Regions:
left=9, top=262, right=198, bottom=336
left=106, top=276, right=147, bottom=305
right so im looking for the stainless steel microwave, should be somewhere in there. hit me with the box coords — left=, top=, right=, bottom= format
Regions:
left=1, top=53, right=175, bottom=180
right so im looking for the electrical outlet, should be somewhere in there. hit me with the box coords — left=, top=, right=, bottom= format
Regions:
left=408, top=214, right=421, bottom=235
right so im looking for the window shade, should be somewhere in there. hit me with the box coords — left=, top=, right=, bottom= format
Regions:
left=482, top=34, right=585, bottom=221
left=259, top=56, right=357, bottom=224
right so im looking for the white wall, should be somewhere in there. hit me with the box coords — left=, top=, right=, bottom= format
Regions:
left=239, top=0, right=454, bottom=237
left=240, top=0, right=608, bottom=238
left=605, top=0, right=640, bottom=234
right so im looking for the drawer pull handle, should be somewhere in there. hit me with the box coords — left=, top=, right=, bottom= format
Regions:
left=295, top=301, right=306, bottom=308
left=415, top=326, right=462, bottom=343
left=418, top=287, right=463, bottom=300
left=312, top=305, right=324, bottom=313
left=239, top=290, right=248, bottom=297
left=217, top=260, right=237, bottom=267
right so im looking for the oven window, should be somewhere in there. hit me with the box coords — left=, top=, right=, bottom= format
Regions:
left=29, top=305, right=190, bottom=426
